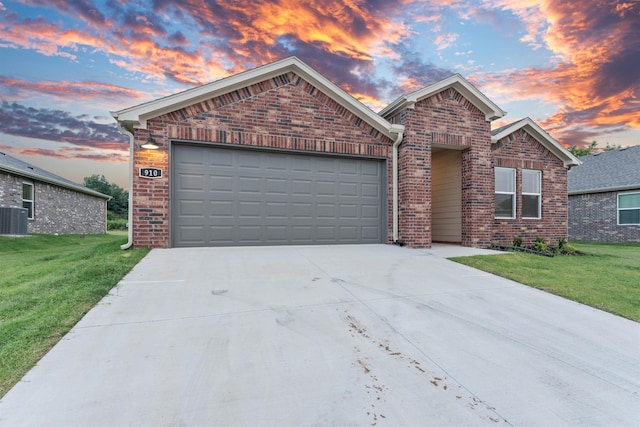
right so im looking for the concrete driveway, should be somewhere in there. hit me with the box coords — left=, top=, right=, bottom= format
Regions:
left=1, top=244, right=639, bottom=426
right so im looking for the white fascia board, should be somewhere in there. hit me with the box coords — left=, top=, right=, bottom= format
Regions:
left=0, top=165, right=111, bottom=200
left=380, top=74, right=506, bottom=121
left=491, top=117, right=581, bottom=167
left=112, top=56, right=399, bottom=140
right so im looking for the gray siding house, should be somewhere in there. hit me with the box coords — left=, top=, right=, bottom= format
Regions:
left=0, top=151, right=110, bottom=235
left=568, top=145, right=640, bottom=242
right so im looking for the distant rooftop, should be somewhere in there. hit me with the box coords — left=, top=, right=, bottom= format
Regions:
left=0, top=151, right=110, bottom=199
left=568, top=145, right=640, bottom=194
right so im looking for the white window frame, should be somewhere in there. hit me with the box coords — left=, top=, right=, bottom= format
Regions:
left=495, top=167, right=516, bottom=219
left=617, top=191, right=640, bottom=225
left=522, top=169, right=542, bottom=219
left=22, top=181, right=34, bottom=219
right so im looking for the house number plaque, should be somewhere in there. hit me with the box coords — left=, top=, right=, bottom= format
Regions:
left=139, top=168, right=163, bottom=178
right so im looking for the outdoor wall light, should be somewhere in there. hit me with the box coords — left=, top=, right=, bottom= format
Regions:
left=141, top=134, right=159, bottom=150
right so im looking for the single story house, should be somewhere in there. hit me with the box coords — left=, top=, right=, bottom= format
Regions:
left=0, top=151, right=110, bottom=235
left=568, top=145, right=640, bottom=242
left=112, top=56, right=579, bottom=249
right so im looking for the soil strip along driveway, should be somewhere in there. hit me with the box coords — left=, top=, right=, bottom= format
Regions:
left=1, top=244, right=638, bottom=426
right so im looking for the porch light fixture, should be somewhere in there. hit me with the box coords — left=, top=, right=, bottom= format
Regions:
left=141, top=134, right=159, bottom=150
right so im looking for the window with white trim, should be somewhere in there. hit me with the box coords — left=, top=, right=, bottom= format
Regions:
left=618, top=191, right=640, bottom=225
left=495, top=167, right=515, bottom=218
left=522, top=169, right=541, bottom=219
left=22, top=181, right=34, bottom=219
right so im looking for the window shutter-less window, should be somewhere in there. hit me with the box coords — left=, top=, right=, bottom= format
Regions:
left=495, top=168, right=515, bottom=218
left=522, top=170, right=541, bottom=218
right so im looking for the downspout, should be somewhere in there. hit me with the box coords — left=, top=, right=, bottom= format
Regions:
left=113, top=118, right=135, bottom=250
left=391, top=127, right=404, bottom=245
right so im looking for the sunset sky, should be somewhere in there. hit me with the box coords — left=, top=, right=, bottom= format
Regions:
left=0, top=0, right=638, bottom=189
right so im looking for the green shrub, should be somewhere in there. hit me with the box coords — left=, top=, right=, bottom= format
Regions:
left=512, top=236, right=523, bottom=247
left=534, top=236, right=549, bottom=253
left=107, top=219, right=128, bottom=230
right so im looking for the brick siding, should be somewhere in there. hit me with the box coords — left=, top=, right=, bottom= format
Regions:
left=132, top=72, right=394, bottom=248
left=130, top=74, right=571, bottom=249
left=386, top=87, right=493, bottom=248
left=569, top=191, right=640, bottom=242
left=491, top=129, right=568, bottom=247
left=0, top=172, right=107, bottom=234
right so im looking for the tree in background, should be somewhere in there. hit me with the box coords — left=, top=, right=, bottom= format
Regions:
left=567, top=141, right=622, bottom=157
left=83, top=175, right=128, bottom=218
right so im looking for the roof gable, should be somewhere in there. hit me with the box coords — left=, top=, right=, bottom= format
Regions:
left=491, top=117, right=580, bottom=168
left=379, top=74, right=506, bottom=121
left=112, top=56, right=404, bottom=141
left=0, top=151, right=110, bottom=199
left=568, top=144, right=640, bottom=194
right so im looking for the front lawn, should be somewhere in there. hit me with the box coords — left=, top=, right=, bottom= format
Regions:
left=0, top=233, right=149, bottom=398
left=450, top=241, right=640, bottom=322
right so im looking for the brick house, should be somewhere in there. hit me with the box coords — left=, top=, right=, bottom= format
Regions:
left=112, top=57, right=579, bottom=249
left=568, top=145, right=640, bottom=242
left=0, top=151, right=109, bottom=234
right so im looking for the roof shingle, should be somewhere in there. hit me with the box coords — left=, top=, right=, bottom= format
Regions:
left=0, top=151, right=110, bottom=199
left=568, top=145, right=640, bottom=194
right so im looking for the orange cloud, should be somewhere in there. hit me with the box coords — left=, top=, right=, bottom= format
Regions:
left=477, top=0, right=640, bottom=146
left=0, top=77, right=147, bottom=102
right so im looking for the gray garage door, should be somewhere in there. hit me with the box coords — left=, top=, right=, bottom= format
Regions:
left=171, top=144, right=385, bottom=247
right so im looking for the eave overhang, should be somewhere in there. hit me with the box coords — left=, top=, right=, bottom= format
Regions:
left=491, top=117, right=581, bottom=168
left=379, top=74, right=506, bottom=122
left=112, top=56, right=403, bottom=141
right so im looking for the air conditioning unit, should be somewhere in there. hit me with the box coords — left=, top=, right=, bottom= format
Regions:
left=0, top=207, right=28, bottom=235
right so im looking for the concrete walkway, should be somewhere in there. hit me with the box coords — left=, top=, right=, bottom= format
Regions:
left=1, top=244, right=638, bottom=426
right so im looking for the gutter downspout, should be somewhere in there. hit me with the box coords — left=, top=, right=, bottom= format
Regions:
left=391, top=127, right=404, bottom=245
left=114, top=118, right=135, bottom=250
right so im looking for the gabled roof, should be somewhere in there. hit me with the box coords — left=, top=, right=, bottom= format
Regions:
left=568, top=144, right=640, bottom=194
left=112, top=56, right=404, bottom=141
left=491, top=117, right=581, bottom=168
left=379, top=74, right=506, bottom=121
left=0, top=151, right=110, bottom=200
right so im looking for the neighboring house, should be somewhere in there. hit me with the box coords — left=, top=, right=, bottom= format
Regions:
left=568, top=145, right=640, bottom=242
left=112, top=56, right=579, bottom=249
left=0, top=151, right=110, bottom=235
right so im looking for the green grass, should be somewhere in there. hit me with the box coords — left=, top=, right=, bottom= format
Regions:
left=451, top=241, right=640, bottom=322
left=0, top=233, right=149, bottom=397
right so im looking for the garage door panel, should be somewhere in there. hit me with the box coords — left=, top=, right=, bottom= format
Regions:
left=238, top=151, right=261, bottom=169
left=291, top=202, right=313, bottom=218
left=237, top=177, right=262, bottom=194
left=362, top=226, right=381, bottom=240
left=339, top=204, right=358, bottom=218
left=209, top=149, right=234, bottom=167
left=291, top=157, right=312, bottom=172
left=265, top=178, right=287, bottom=195
left=179, top=200, right=204, bottom=217
left=361, top=162, right=381, bottom=176
left=361, top=183, right=379, bottom=198
left=316, top=158, right=337, bottom=174
left=211, top=176, right=234, bottom=192
left=265, top=202, right=288, bottom=218
left=264, top=154, right=287, bottom=171
left=238, top=201, right=262, bottom=218
left=316, top=203, right=336, bottom=218
left=292, top=179, right=313, bottom=195
left=172, top=145, right=385, bottom=247
left=362, top=204, right=380, bottom=219
left=291, top=226, right=313, bottom=243
left=176, top=226, right=206, bottom=245
left=209, top=225, right=234, bottom=243
left=317, top=181, right=336, bottom=196
left=317, top=226, right=338, bottom=240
